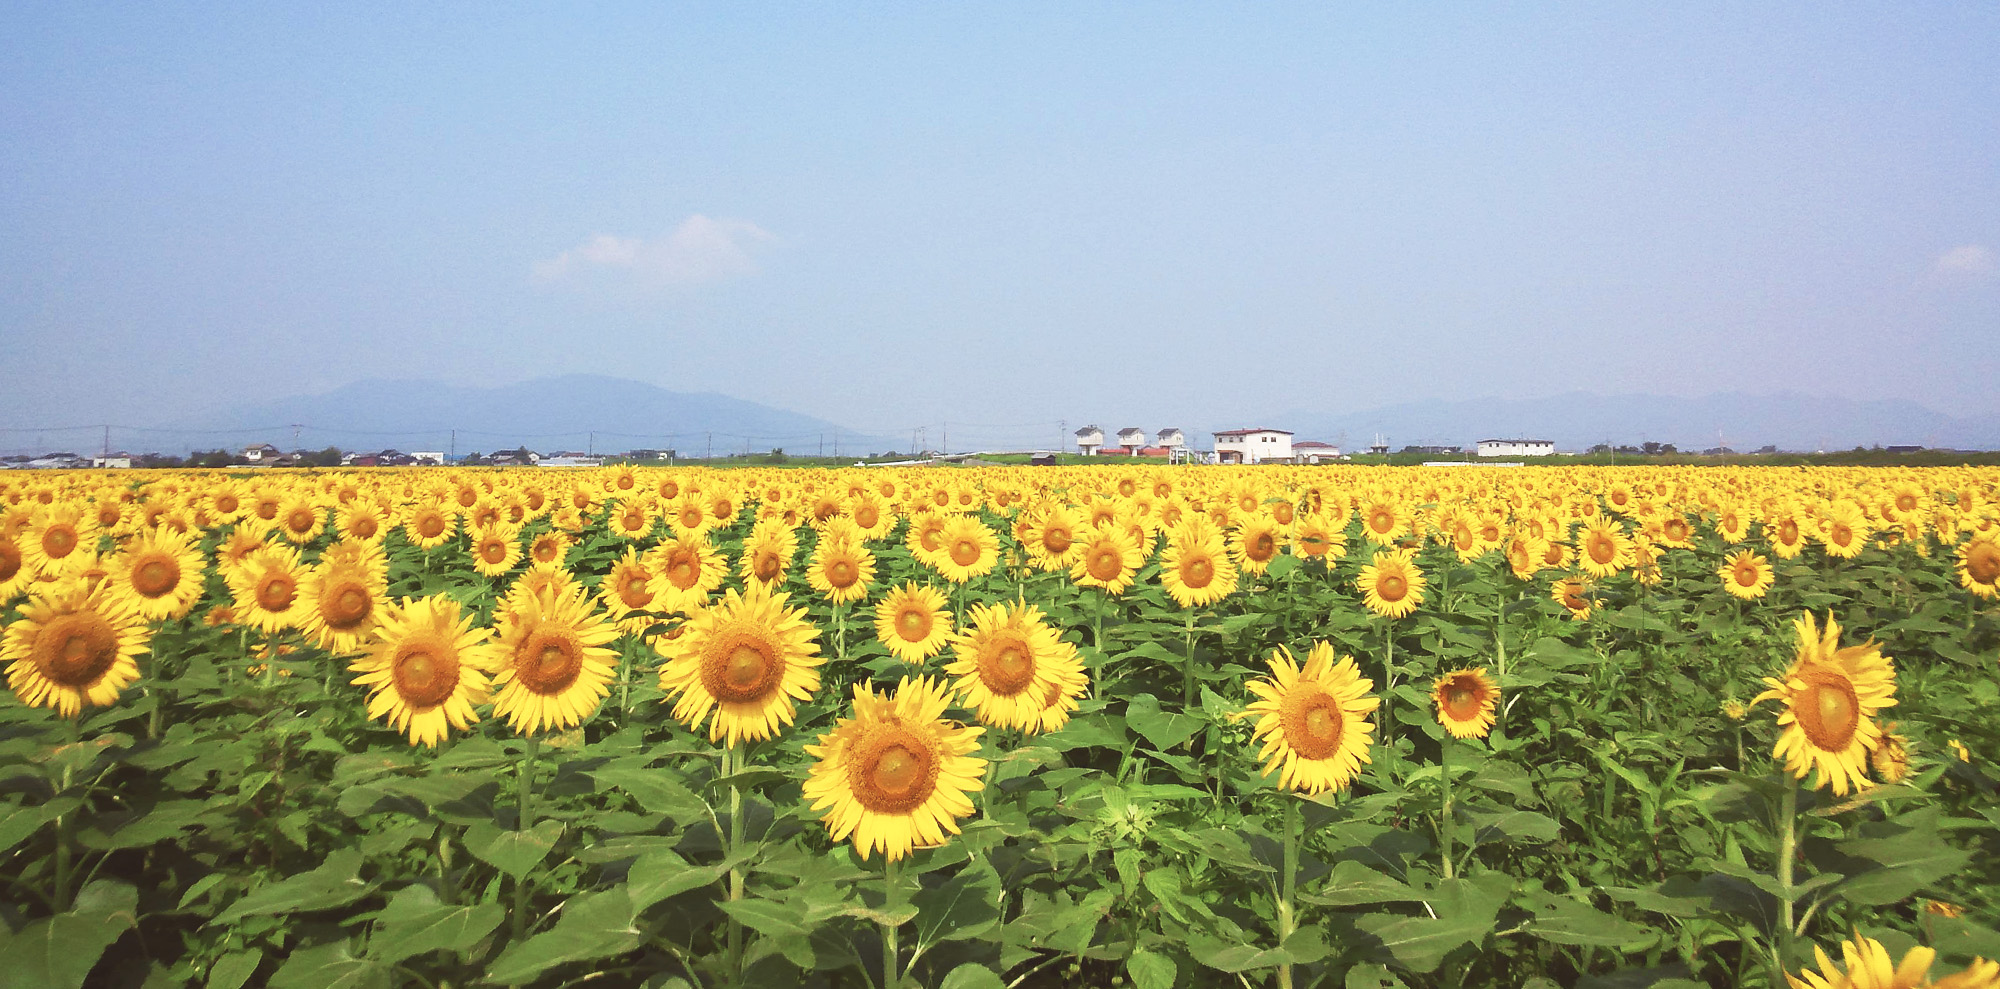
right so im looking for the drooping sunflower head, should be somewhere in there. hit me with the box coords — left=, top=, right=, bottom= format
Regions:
left=802, top=676, right=987, bottom=862
left=738, top=517, right=799, bottom=587
left=1431, top=667, right=1500, bottom=740
left=1550, top=576, right=1593, bottom=621
left=1241, top=641, right=1379, bottom=794
left=873, top=581, right=953, bottom=664
left=659, top=582, right=823, bottom=747
left=1783, top=932, right=1956, bottom=989
left=1356, top=548, right=1425, bottom=620
left=1, top=580, right=152, bottom=718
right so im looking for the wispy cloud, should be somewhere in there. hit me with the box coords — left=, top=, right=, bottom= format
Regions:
left=531, top=215, right=775, bottom=289
left=1934, top=243, right=1996, bottom=276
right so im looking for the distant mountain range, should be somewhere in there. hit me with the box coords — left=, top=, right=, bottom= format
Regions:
left=1265, top=391, right=2000, bottom=453
left=155, top=375, right=900, bottom=458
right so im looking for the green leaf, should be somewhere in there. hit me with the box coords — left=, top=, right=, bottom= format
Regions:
left=1929, top=916, right=2000, bottom=964
left=1041, top=712, right=1129, bottom=751
left=588, top=767, right=709, bottom=819
left=626, top=851, right=726, bottom=912
left=1462, top=809, right=1560, bottom=844
left=1124, top=693, right=1201, bottom=750
left=365, top=886, right=504, bottom=965
left=1521, top=894, right=1655, bottom=949
left=204, top=949, right=263, bottom=989
left=941, top=964, right=1006, bottom=989
left=1829, top=829, right=1972, bottom=906
left=1300, top=860, right=1423, bottom=907
left=213, top=849, right=371, bottom=925
left=485, top=891, right=643, bottom=985
left=1354, top=874, right=1509, bottom=973
left=267, top=941, right=391, bottom=989
left=462, top=819, right=565, bottom=879
left=914, top=861, right=1003, bottom=946
left=1126, top=948, right=1177, bottom=989
left=1345, top=962, right=1410, bottom=989
left=0, top=880, right=138, bottom=989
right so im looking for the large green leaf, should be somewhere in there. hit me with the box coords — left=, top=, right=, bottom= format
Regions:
left=212, top=849, right=371, bottom=925
left=625, top=850, right=727, bottom=912
left=484, top=890, right=644, bottom=985
left=462, top=819, right=565, bottom=879
left=1126, top=948, right=1177, bottom=989
left=267, top=942, right=391, bottom=989
left=204, top=949, right=262, bottom=989
left=1519, top=892, right=1656, bottom=949
left=0, top=880, right=137, bottom=989
left=1124, top=693, right=1201, bottom=750
left=364, top=886, right=504, bottom=965
left=914, top=860, right=1003, bottom=946
left=1300, top=860, right=1423, bottom=907
left=1354, top=873, right=1510, bottom=973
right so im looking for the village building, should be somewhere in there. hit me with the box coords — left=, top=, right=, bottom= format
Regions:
left=1156, top=427, right=1185, bottom=451
left=243, top=443, right=281, bottom=463
left=1074, top=425, right=1104, bottom=456
left=1213, top=428, right=1293, bottom=465
left=1294, top=441, right=1341, bottom=464
left=1477, top=438, right=1556, bottom=458
left=1115, top=427, right=1147, bottom=454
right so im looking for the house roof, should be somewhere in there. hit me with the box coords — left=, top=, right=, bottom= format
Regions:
left=1295, top=441, right=1337, bottom=448
left=1213, top=428, right=1294, bottom=437
left=1075, top=425, right=1102, bottom=436
left=1477, top=438, right=1553, bottom=445
left=1117, top=427, right=1145, bottom=435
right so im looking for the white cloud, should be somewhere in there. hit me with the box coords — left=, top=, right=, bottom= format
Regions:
left=1935, top=243, right=1996, bottom=275
left=531, top=215, right=775, bottom=289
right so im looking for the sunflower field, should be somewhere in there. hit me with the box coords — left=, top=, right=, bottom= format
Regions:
left=2, top=464, right=1998, bottom=989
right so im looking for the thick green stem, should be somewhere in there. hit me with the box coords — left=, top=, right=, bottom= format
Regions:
left=836, top=602, right=848, bottom=662
left=53, top=716, right=80, bottom=912
left=883, top=855, right=904, bottom=989
left=1439, top=739, right=1455, bottom=879
left=509, top=736, right=541, bottom=945
left=1275, top=796, right=1300, bottom=989
left=1776, top=780, right=1798, bottom=968
left=1381, top=622, right=1397, bottom=780
left=725, top=745, right=747, bottom=982
left=1181, top=609, right=1199, bottom=708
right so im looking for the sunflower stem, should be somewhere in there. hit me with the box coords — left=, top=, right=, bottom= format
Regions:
left=1181, top=608, right=1199, bottom=709
left=509, top=735, right=540, bottom=947
left=836, top=602, right=848, bottom=663
left=1439, top=738, right=1455, bottom=880
left=1275, top=795, right=1300, bottom=989
left=53, top=715, right=79, bottom=912
left=1775, top=778, right=1798, bottom=971
left=882, top=854, right=904, bottom=989
left=725, top=744, right=747, bottom=983
left=1380, top=622, right=1397, bottom=781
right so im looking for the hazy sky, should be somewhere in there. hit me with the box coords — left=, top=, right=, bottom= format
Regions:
left=4, top=3, right=1996, bottom=440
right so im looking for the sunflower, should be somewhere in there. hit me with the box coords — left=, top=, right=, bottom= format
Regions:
left=1785, top=932, right=1999, bottom=989
left=337, top=499, right=391, bottom=543
left=525, top=530, right=573, bottom=571
left=0, top=532, right=30, bottom=602
left=348, top=595, right=495, bottom=748
left=1358, top=499, right=1405, bottom=547
left=21, top=504, right=97, bottom=579
left=905, top=511, right=951, bottom=569
left=485, top=583, right=622, bottom=736
left=468, top=522, right=523, bottom=578
left=802, top=676, right=986, bottom=862
left=1432, top=668, right=1500, bottom=740
left=273, top=496, right=328, bottom=545
left=944, top=600, right=1085, bottom=732
left=203, top=483, right=249, bottom=525
left=1707, top=548, right=1771, bottom=599
left=302, top=543, right=390, bottom=653
left=1290, top=513, right=1346, bottom=562
left=214, top=525, right=269, bottom=581
left=1575, top=518, right=1632, bottom=579
left=1766, top=511, right=1808, bottom=559
left=1957, top=533, right=2000, bottom=600
left=1655, top=513, right=1696, bottom=550
left=659, top=582, right=822, bottom=747
left=649, top=535, right=727, bottom=612
left=874, top=582, right=954, bottom=664
left=1241, top=642, right=1378, bottom=794
left=1751, top=612, right=1897, bottom=796
left=2, top=581, right=152, bottom=717
left=1818, top=502, right=1869, bottom=559
left=932, top=515, right=999, bottom=584
left=1505, top=535, right=1542, bottom=581
left=100, top=528, right=205, bottom=622
left=402, top=503, right=457, bottom=550
left=807, top=528, right=876, bottom=605
left=738, top=517, right=799, bottom=587
left=1551, top=576, right=1593, bottom=620
left=608, top=499, right=655, bottom=541
left=1233, top=514, right=1287, bottom=575
left=1357, top=548, right=1426, bottom=619
left=845, top=492, right=894, bottom=540
left=1871, top=722, right=1912, bottom=784
left=1160, top=519, right=1238, bottom=608
left=598, top=546, right=661, bottom=634
left=226, top=545, right=313, bottom=634
left=1069, top=524, right=1144, bottom=595
left=666, top=496, right=713, bottom=540
left=1022, top=504, right=1086, bottom=573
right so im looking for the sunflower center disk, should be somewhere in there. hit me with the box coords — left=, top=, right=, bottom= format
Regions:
left=1250, top=534, right=1276, bottom=560
left=133, top=559, right=178, bottom=596
left=1088, top=549, right=1122, bottom=581
left=1043, top=529, right=1072, bottom=554
left=1735, top=563, right=1760, bottom=586
left=518, top=633, right=583, bottom=695
left=0, top=543, right=21, bottom=581
left=705, top=637, right=779, bottom=703
left=896, top=609, right=930, bottom=641
left=950, top=540, right=980, bottom=567
left=752, top=552, right=781, bottom=581
left=1968, top=545, right=2000, bottom=583
left=394, top=643, right=459, bottom=708
left=482, top=541, right=506, bottom=564
left=1281, top=692, right=1344, bottom=760
left=618, top=575, right=653, bottom=609
left=44, top=527, right=77, bottom=557
left=1795, top=678, right=1861, bottom=750
left=289, top=510, right=314, bottom=532
left=828, top=561, right=857, bottom=588
left=257, top=575, right=297, bottom=612
left=1589, top=537, right=1615, bottom=564
left=980, top=640, right=1036, bottom=695
left=851, top=729, right=938, bottom=813
left=418, top=516, right=445, bottom=538
left=1183, top=557, right=1214, bottom=588
left=37, top=614, right=119, bottom=686
left=1379, top=575, right=1406, bottom=601
left=668, top=558, right=697, bottom=589
left=328, top=586, right=371, bottom=626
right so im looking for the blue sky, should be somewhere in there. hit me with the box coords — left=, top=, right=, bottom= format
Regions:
left=4, top=3, right=1996, bottom=443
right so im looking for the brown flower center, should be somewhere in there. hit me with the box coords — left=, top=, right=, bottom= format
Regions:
left=1042, top=527, right=1073, bottom=554
left=1248, top=532, right=1277, bottom=562
left=479, top=538, right=508, bottom=564
left=701, top=634, right=782, bottom=703
left=848, top=726, right=939, bottom=814
left=1377, top=574, right=1407, bottom=602
left=1966, top=541, right=2000, bottom=584
left=1794, top=670, right=1860, bottom=752
left=1087, top=546, right=1123, bottom=581
left=1734, top=560, right=1761, bottom=587
left=255, top=571, right=297, bottom=612
left=287, top=508, right=316, bottom=533
left=323, top=581, right=372, bottom=628
left=1181, top=555, right=1214, bottom=589
left=0, top=540, right=20, bottom=582
left=1587, top=533, right=1616, bottom=565
left=514, top=629, right=583, bottom=696
left=854, top=504, right=879, bottom=530
left=895, top=606, right=931, bottom=642
left=33, top=611, right=121, bottom=687
left=1279, top=689, right=1344, bottom=760
left=949, top=538, right=981, bottom=567
left=664, top=550, right=699, bottom=590
left=751, top=549, right=782, bottom=582
left=977, top=634, right=1036, bottom=695
left=392, top=640, right=459, bottom=708
left=416, top=513, right=446, bottom=538
left=617, top=570, right=654, bottom=610
left=42, top=524, right=78, bottom=558
left=132, top=556, right=178, bottom=597
left=827, top=558, right=858, bottom=588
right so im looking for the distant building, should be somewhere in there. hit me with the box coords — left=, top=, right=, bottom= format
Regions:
left=1401, top=445, right=1462, bottom=456
left=408, top=451, right=446, bottom=465
left=1294, top=441, right=1341, bottom=464
left=243, top=443, right=281, bottom=463
left=1156, top=427, right=1185, bottom=450
left=1115, top=427, right=1147, bottom=454
left=1886, top=445, right=1924, bottom=454
left=91, top=455, right=133, bottom=469
left=1214, top=428, right=1293, bottom=465
left=1477, top=439, right=1555, bottom=458
left=1075, top=425, right=1104, bottom=456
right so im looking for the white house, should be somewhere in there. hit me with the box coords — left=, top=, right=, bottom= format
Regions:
left=1115, top=427, right=1147, bottom=455
left=91, top=456, right=133, bottom=469
left=1294, top=441, right=1340, bottom=464
left=1213, top=428, right=1293, bottom=465
left=408, top=452, right=446, bottom=466
left=1477, top=438, right=1556, bottom=458
left=1156, top=427, right=1185, bottom=451
left=243, top=443, right=281, bottom=463
left=1075, top=425, right=1104, bottom=456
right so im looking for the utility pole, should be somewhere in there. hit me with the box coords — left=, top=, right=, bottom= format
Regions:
left=1059, top=419, right=1066, bottom=457
left=450, top=429, right=456, bottom=460
left=942, top=422, right=948, bottom=456
left=833, top=429, right=839, bottom=458
left=818, top=433, right=823, bottom=457
left=588, top=431, right=594, bottom=457
left=102, top=425, right=110, bottom=458
left=291, top=423, right=303, bottom=451
left=706, top=432, right=712, bottom=460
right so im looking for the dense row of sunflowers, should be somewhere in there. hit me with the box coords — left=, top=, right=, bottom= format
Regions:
left=1, top=464, right=1997, bottom=988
